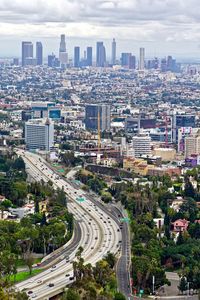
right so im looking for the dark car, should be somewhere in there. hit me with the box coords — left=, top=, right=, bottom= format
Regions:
left=49, top=283, right=54, bottom=287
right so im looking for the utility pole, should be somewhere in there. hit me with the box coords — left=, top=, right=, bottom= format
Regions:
left=152, top=275, right=155, bottom=295
left=98, top=106, right=101, bottom=152
left=187, top=281, right=190, bottom=299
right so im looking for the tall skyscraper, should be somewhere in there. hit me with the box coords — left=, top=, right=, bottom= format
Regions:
left=111, top=38, right=116, bottom=65
left=86, top=47, right=93, bottom=66
left=139, top=47, right=145, bottom=70
left=85, top=104, right=111, bottom=131
left=22, top=41, right=33, bottom=66
left=74, top=46, right=80, bottom=68
left=59, top=34, right=68, bottom=66
left=129, top=55, right=136, bottom=69
left=96, top=42, right=106, bottom=67
left=121, top=53, right=131, bottom=67
left=48, top=53, right=60, bottom=68
left=59, top=34, right=66, bottom=52
left=25, top=118, right=54, bottom=151
left=48, top=54, right=56, bottom=67
left=36, top=42, right=43, bottom=65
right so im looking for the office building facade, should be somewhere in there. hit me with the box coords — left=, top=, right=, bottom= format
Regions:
left=96, top=42, right=106, bottom=67
left=36, top=42, right=43, bottom=65
left=86, top=47, right=92, bottom=66
left=59, top=34, right=68, bottom=66
left=129, top=55, right=136, bottom=69
left=139, top=47, right=145, bottom=70
left=31, top=102, right=61, bottom=119
left=25, top=118, right=54, bottom=151
left=185, top=134, right=200, bottom=158
left=74, top=46, right=80, bottom=67
left=132, top=134, right=151, bottom=157
left=111, top=38, right=116, bottom=65
left=172, top=114, right=196, bottom=143
left=85, top=104, right=111, bottom=131
left=22, top=41, right=33, bottom=66
left=121, top=53, right=131, bottom=67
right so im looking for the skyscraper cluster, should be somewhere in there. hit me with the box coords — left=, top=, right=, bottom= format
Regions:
left=22, top=41, right=43, bottom=66
left=20, top=34, right=179, bottom=72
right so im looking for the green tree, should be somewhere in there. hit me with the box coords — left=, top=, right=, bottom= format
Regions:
left=104, top=252, right=116, bottom=269
left=13, top=157, right=25, bottom=170
left=101, top=191, right=112, bottom=203
left=56, top=188, right=67, bottom=207
left=184, top=178, right=195, bottom=199
left=62, top=288, right=80, bottom=300
left=24, top=253, right=35, bottom=275
left=41, top=212, right=47, bottom=226
left=114, top=292, right=126, bottom=300
left=1, top=199, right=12, bottom=209
left=35, top=200, right=40, bottom=213
left=177, top=232, right=184, bottom=245
left=178, top=277, right=188, bottom=294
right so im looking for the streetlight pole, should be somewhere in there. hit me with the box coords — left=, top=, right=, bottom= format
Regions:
left=187, top=281, right=190, bottom=299
left=152, top=275, right=155, bottom=295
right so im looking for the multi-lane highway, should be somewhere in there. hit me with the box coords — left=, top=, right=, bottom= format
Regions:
left=15, top=149, right=122, bottom=300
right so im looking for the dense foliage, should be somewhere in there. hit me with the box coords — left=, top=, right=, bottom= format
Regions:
left=62, top=248, right=123, bottom=300
left=0, top=151, right=73, bottom=294
left=108, top=172, right=200, bottom=294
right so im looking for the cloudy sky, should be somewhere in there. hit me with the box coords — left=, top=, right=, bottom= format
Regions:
left=0, top=0, right=200, bottom=60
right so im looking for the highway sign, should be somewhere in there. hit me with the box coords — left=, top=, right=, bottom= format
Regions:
left=76, top=197, right=85, bottom=202
left=120, top=217, right=130, bottom=223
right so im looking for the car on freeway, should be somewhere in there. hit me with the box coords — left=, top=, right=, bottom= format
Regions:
left=28, top=291, right=33, bottom=294
left=65, top=273, right=70, bottom=277
left=31, top=294, right=37, bottom=298
left=37, top=280, right=43, bottom=284
left=49, top=283, right=54, bottom=287
left=69, top=276, right=74, bottom=280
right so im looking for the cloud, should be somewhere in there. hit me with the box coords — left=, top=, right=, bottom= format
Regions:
left=0, top=0, right=200, bottom=58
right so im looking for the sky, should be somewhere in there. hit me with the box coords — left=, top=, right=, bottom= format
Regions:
left=0, top=0, right=200, bottom=60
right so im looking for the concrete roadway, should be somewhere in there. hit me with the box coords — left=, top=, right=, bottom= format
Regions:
left=33, top=159, right=133, bottom=300
left=15, top=150, right=121, bottom=300
left=67, top=181, right=132, bottom=299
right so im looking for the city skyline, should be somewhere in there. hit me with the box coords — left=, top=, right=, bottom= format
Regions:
left=0, top=0, right=200, bottom=59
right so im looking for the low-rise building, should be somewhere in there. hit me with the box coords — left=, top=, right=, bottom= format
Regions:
left=171, top=219, right=189, bottom=232
left=153, top=147, right=176, bottom=161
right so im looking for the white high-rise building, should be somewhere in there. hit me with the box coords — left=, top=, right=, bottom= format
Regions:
left=139, top=47, right=145, bottom=70
left=132, top=134, right=151, bottom=157
left=25, top=118, right=54, bottom=151
left=59, top=34, right=68, bottom=66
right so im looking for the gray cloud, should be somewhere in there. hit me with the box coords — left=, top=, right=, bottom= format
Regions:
left=0, top=0, right=199, bottom=25
left=0, top=0, right=200, bottom=58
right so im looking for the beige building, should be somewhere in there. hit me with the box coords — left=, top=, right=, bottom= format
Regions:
left=153, top=148, right=176, bottom=161
left=185, top=135, right=200, bottom=158
left=123, top=157, right=148, bottom=176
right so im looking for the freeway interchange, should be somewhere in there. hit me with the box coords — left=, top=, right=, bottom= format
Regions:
left=15, top=149, right=129, bottom=300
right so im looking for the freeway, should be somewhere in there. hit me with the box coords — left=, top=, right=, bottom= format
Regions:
left=15, top=149, right=122, bottom=300
left=41, top=160, right=132, bottom=298
left=69, top=182, right=132, bottom=299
